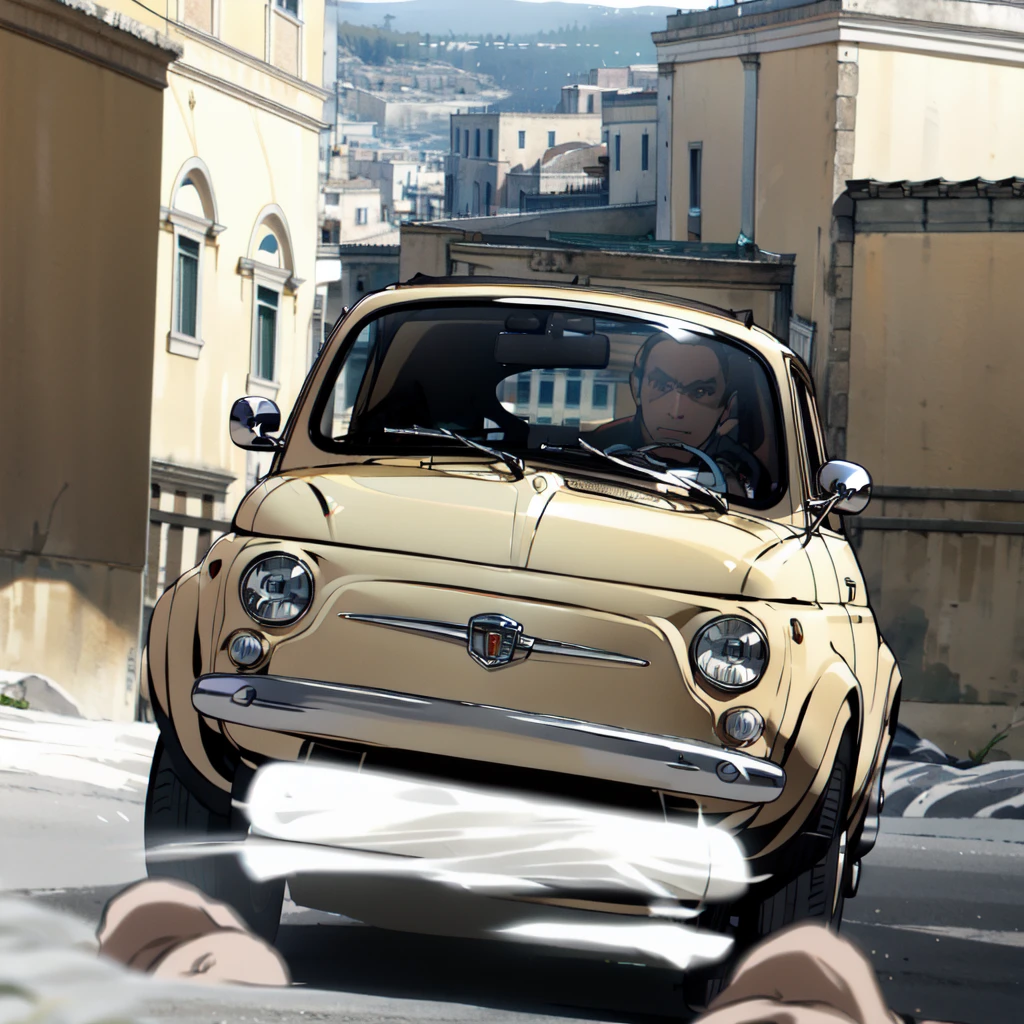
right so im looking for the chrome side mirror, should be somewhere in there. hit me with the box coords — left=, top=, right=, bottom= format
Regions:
left=230, top=396, right=282, bottom=451
left=817, top=460, right=872, bottom=515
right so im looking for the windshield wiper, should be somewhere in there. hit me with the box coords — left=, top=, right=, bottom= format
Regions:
left=384, top=425, right=525, bottom=481
left=538, top=439, right=729, bottom=514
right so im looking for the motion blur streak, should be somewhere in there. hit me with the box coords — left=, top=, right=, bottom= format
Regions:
left=238, top=761, right=750, bottom=901
left=497, top=920, right=734, bottom=971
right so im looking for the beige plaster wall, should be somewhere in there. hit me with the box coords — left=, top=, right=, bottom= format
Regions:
left=219, top=1, right=274, bottom=64
left=849, top=232, right=1024, bottom=710
left=755, top=45, right=838, bottom=323
left=853, top=47, right=1024, bottom=182
left=0, top=27, right=165, bottom=719
left=669, top=57, right=744, bottom=244
left=608, top=117, right=657, bottom=207
left=152, top=69, right=323, bottom=515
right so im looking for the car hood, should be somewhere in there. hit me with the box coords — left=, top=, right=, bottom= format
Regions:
left=235, top=463, right=815, bottom=601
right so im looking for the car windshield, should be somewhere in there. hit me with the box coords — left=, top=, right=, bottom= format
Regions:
left=313, top=300, right=785, bottom=508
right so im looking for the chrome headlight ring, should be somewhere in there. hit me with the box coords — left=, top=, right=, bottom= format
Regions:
left=240, top=553, right=314, bottom=627
left=690, top=616, right=770, bottom=693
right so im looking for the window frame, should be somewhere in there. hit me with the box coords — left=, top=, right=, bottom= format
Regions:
left=355, top=207, right=369, bottom=226
left=615, top=133, right=621, bottom=172
left=518, top=130, right=526, bottom=149
left=487, top=128, right=494, bottom=159
left=789, top=362, right=828, bottom=506
left=474, top=128, right=481, bottom=158
left=168, top=221, right=206, bottom=359
left=250, top=280, right=282, bottom=395
left=641, top=132, right=650, bottom=172
left=547, top=130, right=556, bottom=148
left=173, top=233, right=201, bottom=339
left=688, top=141, right=703, bottom=214
left=268, top=0, right=304, bottom=79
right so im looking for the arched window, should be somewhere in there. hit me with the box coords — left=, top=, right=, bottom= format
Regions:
left=242, top=206, right=299, bottom=399
left=484, top=181, right=492, bottom=215
left=166, top=159, right=221, bottom=359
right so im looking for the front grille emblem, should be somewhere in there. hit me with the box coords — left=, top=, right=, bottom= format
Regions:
left=339, top=612, right=650, bottom=670
left=468, top=613, right=524, bottom=669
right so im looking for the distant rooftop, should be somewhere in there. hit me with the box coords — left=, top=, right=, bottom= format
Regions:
left=602, top=91, right=659, bottom=109
left=547, top=232, right=795, bottom=264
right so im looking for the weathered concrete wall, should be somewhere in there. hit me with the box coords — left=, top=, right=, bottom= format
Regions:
left=0, top=21, right=168, bottom=719
left=848, top=233, right=1023, bottom=490
left=848, top=232, right=1024, bottom=712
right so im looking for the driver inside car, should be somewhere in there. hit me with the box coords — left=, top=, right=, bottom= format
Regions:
left=585, top=331, right=769, bottom=500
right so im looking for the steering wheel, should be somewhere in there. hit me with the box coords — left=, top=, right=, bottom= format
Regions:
left=628, top=442, right=729, bottom=495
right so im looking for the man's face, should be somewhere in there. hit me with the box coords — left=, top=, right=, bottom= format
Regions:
left=638, top=340, right=727, bottom=449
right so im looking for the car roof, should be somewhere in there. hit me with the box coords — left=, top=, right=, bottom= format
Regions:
left=385, top=276, right=790, bottom=361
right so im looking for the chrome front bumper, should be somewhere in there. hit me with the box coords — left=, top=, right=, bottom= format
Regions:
left=192, top=673, right=786, bottom=804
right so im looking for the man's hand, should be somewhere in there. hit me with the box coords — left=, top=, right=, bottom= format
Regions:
left=695, top=923, right=955, bottom=1024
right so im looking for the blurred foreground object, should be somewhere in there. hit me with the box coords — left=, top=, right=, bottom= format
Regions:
left=697, top=922, right=954, bottom=1024
left=97, top=878, right=290, bottom=986
left=0, top=893, right=143, bottom=1024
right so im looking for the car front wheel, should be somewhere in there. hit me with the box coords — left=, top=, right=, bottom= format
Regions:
left=143, top=736, right=284, bottom=943
left=684, top=728, right=855, bottom=1010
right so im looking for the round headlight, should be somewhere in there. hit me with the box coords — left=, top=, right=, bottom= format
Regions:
left=691, top=617, right=769, bottom=691
left=240, top=554, right=313, bottom=626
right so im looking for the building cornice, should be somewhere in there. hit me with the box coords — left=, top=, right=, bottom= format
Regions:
left=151, top=458, right=234, bottom=499
left=237, top=257, right=304, bottom=293
left=171, top=61, right=329, bottom=133
left=655, top=2, right=1024, bottom=67
left=0, top=0, right=181, bottom=90
left=159, top=206, right=225, bottom=239
left=173, top=22, right=330, bottom=103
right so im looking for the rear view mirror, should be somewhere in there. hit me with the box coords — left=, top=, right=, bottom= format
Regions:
left=818, top=460, right=871, bottom=515
left=230, top=396, right=283, bottom=450
left=494, top=332, right=610, bottom=369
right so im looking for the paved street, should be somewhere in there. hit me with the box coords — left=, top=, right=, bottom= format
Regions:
left=2, top=708, right=1022, bottom=1024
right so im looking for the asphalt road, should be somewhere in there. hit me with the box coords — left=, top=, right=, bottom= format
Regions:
left=2, top=754, right=1022, bottom=1024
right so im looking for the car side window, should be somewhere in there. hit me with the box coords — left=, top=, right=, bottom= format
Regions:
left=792, top=370, right=826, bottom=497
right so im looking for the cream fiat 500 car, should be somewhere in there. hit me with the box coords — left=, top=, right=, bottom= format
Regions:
left=143, top=280, right=899, bottom=997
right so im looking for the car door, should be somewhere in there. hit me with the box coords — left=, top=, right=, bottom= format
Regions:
left=790, top=366, right=877, bottom=691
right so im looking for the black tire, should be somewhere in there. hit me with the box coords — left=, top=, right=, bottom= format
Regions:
left=143, top=736, right=284, bottom=943
left=683, top=728, right=855, bottom=1011
left=752, top=728, right=853, bottom=937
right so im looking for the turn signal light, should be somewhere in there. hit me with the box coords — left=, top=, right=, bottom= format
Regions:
left=722, top=707, right=764, bottom=746
left=228, top=631, right=266, bottom=668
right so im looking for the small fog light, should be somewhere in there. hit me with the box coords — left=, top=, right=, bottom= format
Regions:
left=722, top=707, right=764, bottom=745
left=229, top=631, right=265, bottom=668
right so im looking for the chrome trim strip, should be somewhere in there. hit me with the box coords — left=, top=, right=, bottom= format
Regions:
left=340, top=614, right=468, bottom=645
left=338, top=612, right=650, bottom=668
left=192, top=674, right=785, bottom=803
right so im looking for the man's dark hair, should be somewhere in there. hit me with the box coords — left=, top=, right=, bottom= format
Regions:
left=630, top=331, right=766, bottom=455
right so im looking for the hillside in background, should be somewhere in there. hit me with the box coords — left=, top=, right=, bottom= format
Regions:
left=334, top=1, right=683, bottom=39
left=332, top=1, right=691, bottom=111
